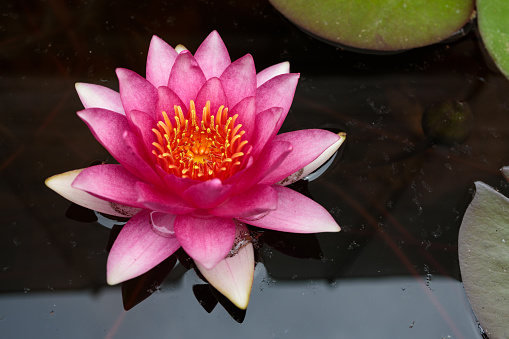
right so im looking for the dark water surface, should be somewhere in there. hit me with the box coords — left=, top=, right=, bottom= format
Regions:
left=2, top=1, right=508, bottom=338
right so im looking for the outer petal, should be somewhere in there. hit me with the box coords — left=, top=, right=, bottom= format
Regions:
left=194, top=77, right=228, bottom=121
left=107, top=210, right=181, bottom=285
left=255, top=73, right=300, bottom=131
left=77, top=108, right=133, bottom=167
left=194, top=30, right=231, bottom=79
left=259, top=129, right=341, bottom=185
left=239, top=185, right=340, bottom=233
left=219, top=54, right=257, bottom=109
left=196, top=222, right=254, bottom=309
left=208, top=184, right=278, bottom=218
left=146, top=35, right=178, bottom=88
left=168, top=51, right=206, bottom=110
left=182, top=179, right=233, bottom=209
left=174, top=215, right=236, bottom=269
left=256, top=62, right=290, bottom=87
left=75, top=83, right=124, bottom=114
left=279, top=132, right=346, bottom=186
left=45, top=169, right=140, bottom=217
left=116, top=68, right=158, bottom=119
left=72, top=164, right=145, bottom=209
left=77, top=108, right=160, bottom=184
left=135, top=181, right=196, bottom=214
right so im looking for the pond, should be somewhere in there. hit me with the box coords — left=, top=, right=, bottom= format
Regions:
left=1, top=1, right=508, bottom=338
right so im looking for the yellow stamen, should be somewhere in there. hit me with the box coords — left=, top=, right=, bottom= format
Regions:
left=151, top=100, right=250, bottom=181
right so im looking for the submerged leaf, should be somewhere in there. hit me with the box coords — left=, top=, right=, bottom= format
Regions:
left=478, top=0, right=509, bottom=79
left=269, top=0, right=474, bottom=51
left=458, top=181, right=509, bottom=338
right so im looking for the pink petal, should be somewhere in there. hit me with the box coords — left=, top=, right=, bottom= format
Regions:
left=234, top=140, right=292, bottom=192
left=116, top=68, right=158, bottom=119
left=122, top=130, right=165, bottom=186
left=229, top=96, right=255, bottom=141
left=195, top=222, right=254, bottom=309
left=194, top=30, right=231, bottom=79
left=162, top=172, right=202, bottom=198
left=194, top=77, right=228, bottom=121
left=168, top=51, right=206, bottom=110
left=45, top=169, right=140, bottom=217
left=250, top=107, right=283, bottom=159
left=259, top=129, right=341, bottom=185
left=208, top=184, right=278, bottom=218
left=72, top=164, right=145, bottom=209
left=256, top=62, right=290, bottom=87
left=279, top=132, right=346, bottom=186
left=174, top=214, right=236, bottom=269
left=107, top=210, right=180, bottom=285
left=182, top=178, right=233, bottom=209
left=219, top=54, right=257, bottom=109
left=255, top=74, right=300, bottom=131
left=77, top=108, right=131, bottom=163
left=77, top=108, right=160, bottom=184
left=128, top=110, right=157, bottom=156
left=135, top=181, right=196, bottom=214
left=75, top=83, right=124, bottom=114
left=146, top=35, right=178, bottom=88
left=155, top=86, right=186, bottom=126
left=239, top=185, right=341, bottom=233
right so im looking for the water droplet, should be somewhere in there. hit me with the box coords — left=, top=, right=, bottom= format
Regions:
left=150, top=212, right=176, bottom=237
left=94, top=211, right=127, bottom=229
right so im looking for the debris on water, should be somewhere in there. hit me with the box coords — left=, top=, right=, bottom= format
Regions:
left=422, top=100, right=473, bottom=146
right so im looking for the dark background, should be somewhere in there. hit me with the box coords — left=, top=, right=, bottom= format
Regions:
left=1, top=0, right=507, bottom=338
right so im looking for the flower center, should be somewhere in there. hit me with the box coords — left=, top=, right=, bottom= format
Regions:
left=151, top=100, right=249, bottom=181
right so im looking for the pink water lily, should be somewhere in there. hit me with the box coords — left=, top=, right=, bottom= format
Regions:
left=46, top=31, right=343, bottom=309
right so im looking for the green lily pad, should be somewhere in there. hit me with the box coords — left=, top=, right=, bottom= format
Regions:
left=269, top=0, right=475, bottom=51
left=458, top=181, right=509, bottom=338
left=478, top=0, right=509, bottom=79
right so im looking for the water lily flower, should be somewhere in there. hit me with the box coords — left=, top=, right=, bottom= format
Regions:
left=46, top=31, right=344, bottom=309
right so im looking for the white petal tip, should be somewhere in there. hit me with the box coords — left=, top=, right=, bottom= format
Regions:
left=107, top=265, right=136, bottom=286
left=329, top=225, right=341, bottom=232
left=106, top=273, right=125, bottom=286
left=196, top=227, right=255, bottom=310
left=46, top=169, right=134, bottom=218
left=45, top=169, right=84, bottom=194
left=175, top=44, right=188, bottom=53
left=106, top=278, right=118, bottom=286
left=197, top=253, right=254, bottom=309
left=279, top=132, right=346, bottom=186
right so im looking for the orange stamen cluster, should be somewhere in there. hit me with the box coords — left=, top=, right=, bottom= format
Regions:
left=152, top=100, right=249, bottom=181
